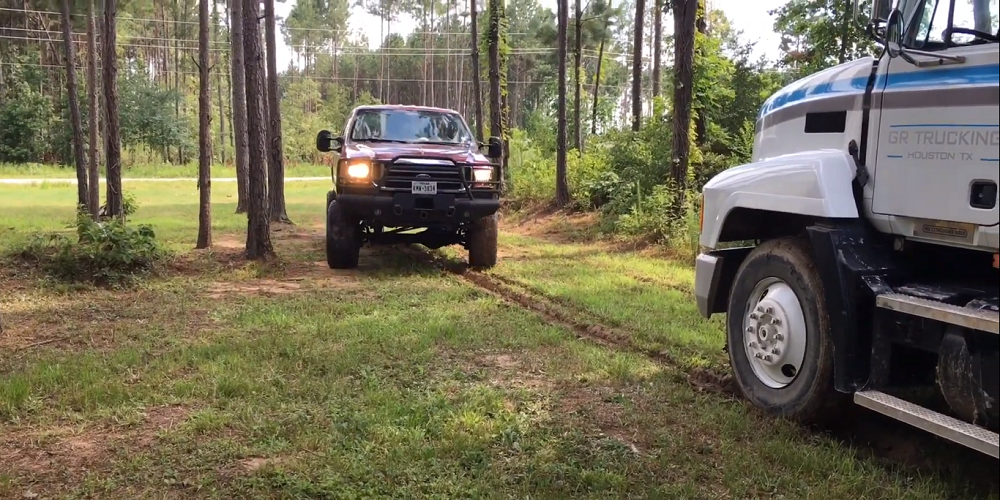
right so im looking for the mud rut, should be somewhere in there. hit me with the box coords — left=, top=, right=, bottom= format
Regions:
left=382, top=242, right=998, bottom=496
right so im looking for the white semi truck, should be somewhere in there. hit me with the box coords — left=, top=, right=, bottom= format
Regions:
left=695, top=0, right=999, bottom=457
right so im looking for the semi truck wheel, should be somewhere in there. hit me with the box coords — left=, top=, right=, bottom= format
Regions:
left=725, top=237, right=842, bottom=423
left=467, top=214, right=498, bottom=269
left=325, top=200, right=360, bottom=269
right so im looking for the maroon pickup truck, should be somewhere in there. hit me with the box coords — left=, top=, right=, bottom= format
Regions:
left=316, top=104, right=504, bottom=269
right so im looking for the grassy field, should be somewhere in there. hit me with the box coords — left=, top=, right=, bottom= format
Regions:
left=1, top=180, right=997, bottom=499
left=0, top=162, right=330, bottom=180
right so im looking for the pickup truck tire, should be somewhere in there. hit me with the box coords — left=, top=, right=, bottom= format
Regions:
left=725, top=237, right=843, bottom=423
left=467, top=214, right=498, bottom=269
left=325, top=200, right=360, bottom=269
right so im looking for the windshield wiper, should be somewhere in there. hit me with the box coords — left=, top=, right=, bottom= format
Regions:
left=358, top=138, right=410, bottom=143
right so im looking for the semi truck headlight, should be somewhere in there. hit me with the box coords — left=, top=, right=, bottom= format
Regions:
left=472, top=167, right=493, bottom=183
left=341, top=160, right=371, bottom=179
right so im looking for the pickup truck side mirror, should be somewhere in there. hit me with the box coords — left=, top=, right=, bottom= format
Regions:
left=316, top=130, right=343, bottom=153
left=485, top=136, right=503, bottom=159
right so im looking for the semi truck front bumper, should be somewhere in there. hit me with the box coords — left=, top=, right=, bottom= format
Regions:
left=694, top=247, right=753, bottom=318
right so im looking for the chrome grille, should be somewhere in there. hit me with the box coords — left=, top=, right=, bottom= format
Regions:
left=379, top=157, right=468, bottom=194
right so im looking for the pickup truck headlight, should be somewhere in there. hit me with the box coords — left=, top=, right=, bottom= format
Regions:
left=472, top=167, right=493, bottom=183
left=340, top=160, right=371, bottom=180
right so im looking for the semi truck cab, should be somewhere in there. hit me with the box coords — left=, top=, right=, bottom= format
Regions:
left=695, top=0, right=999, bottom=458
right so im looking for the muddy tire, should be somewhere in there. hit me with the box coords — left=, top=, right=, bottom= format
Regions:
left=726, top=237, right=844, bottom=423
left=467, top=214, right=498, bottom=269
left=325, top=200, right=360, bottom=269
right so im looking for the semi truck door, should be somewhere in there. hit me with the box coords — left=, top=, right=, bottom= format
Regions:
left=872, top=0, right=999, bottom=233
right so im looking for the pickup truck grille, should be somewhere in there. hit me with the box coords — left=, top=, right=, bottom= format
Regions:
left=379, top=157, right=468, bottom=194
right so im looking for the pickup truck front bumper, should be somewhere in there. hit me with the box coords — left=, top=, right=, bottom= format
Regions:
left=336, top=192, right=501, bottom=226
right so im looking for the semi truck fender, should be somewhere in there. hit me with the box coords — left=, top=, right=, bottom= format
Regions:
left=700, top=149, right=860, bottom=249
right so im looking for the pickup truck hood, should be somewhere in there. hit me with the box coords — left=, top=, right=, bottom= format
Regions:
left=341, top=142, right=491, bottom=165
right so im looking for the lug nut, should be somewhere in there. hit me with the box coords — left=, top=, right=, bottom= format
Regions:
left=771, top=348, right=780, bottom=355
left=749, top=313, right=758, bottom=320
left=754, top=353, right=763, bottom=359
left=746, top=326, right=754, bottom=333
left=756, top=306, right=765, bottom=313
left=763, top=355, right=773, bottom=362
left=774, top=333, right=784, bottom=341
left=749, top=341, right=758, bottom=349
left=771, top=318, right=781, bottom=326
left=764, top=307, right=774, bottom=314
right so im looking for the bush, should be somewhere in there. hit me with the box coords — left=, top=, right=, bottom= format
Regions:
left=16, top=213, right=167, bottom=287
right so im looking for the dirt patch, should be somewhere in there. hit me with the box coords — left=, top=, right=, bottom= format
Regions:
left=0, top=405, right=192, bottom=492
left=474, top=351, right=553, bottom=392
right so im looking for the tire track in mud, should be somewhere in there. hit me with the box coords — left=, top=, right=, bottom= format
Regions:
left=398, top=245, right=737, bottom=397
left=396, top=245, right=999, bottom=498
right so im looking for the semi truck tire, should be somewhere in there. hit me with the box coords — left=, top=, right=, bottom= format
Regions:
left=326, top=200, right=360, bottom=269
left=467, top=214, right=499, bottom=269
left=725, top=237, right=843, bottom=423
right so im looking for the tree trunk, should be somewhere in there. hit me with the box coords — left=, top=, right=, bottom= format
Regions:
left=196, top=0, right=212, bottom=249
left=103, top=0, right=124, bottom=219
left=213, top=0, right=227, bottom=166
left=243, top=0, right=273, bottom=259
left=231, top=0, right=250, bottom=214
left=60, top=0, right=90, bottom=213
left=470, top=0, right=484, bottom=139
left=556, top=0, right=570, bottom=205
left=86, top=0, right=100, bottom=217
left=670, top=0, right=697, bottom=212
left=631, top=0, right=645, bottom=131
left=694, top=4, right=706, bottom=146
left=572, top=0, right=582, bottom=151
left=590, top=34, right=605, bottom=135
left=487, top=0, right=501, bottom=138
left=264, top=0, right=290, bottom=223
left=651, top=0, right=662, bottom=97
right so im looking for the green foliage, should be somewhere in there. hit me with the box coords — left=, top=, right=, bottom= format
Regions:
left=0, top=81, right=54, bottom=164
left=14, top=212, right=167, bottom=287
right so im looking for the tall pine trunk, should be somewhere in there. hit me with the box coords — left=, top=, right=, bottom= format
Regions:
left=213, top=0, right=227, bottom=166
left=103, top=0, right=124, bottom=219
left=651, top=0, right=662, bottom=97
left=86, top=0, right=100, bottom=217
left=670, top=0, right=697, bottom=214
left=555, top=0, right=570, bottom=205
left=694, top=4, right=706, bottom=145
left=230, top=0, right=250, bottom=214
left=630, top=0, right=645, bottom=131
left=590, top=31, right=605, bottom=135
left=60, top=0, right=89, bottom=213
left=470, top=0, right=484, bottom=139
left=243, top=0, right=274, bottom=259
left=572, top=0, right=582, bottom=151
left=196, top=0, right=212, bottom=249
left=264, top=0, right=290, bottom=223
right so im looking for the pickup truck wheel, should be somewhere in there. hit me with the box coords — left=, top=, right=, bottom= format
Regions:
left=726, top=237, right=843, bottom=423
left=467, top=214, right=498, bottom=269
left=325, top=200, right=360, bottom=269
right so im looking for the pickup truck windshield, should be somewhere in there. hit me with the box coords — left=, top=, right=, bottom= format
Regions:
left=350, top=109, right=473, bottom=145
left=904, top=0, right=999, bottom=49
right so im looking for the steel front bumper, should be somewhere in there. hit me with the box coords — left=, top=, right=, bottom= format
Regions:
left=336, top=192, right=501, bottom=225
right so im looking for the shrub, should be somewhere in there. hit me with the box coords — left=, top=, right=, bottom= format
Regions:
left=15, top=212, right=167, bottom=287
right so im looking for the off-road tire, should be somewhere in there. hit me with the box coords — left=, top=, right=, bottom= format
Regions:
left=467, top=214, right=499, bottom=269
left=726, top=237, right=845, bottom=423
left=325, top=200, right=360, bottom=269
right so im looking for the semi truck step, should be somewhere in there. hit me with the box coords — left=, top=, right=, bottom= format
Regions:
left=876, top=293, right=999, bottom=335
left=854, top=390, right=999, bottom=458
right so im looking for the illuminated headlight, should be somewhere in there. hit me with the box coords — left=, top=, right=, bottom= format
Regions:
left=472, top=167, right=493, bottom=183
left=341, top=160, right=371, bottom=179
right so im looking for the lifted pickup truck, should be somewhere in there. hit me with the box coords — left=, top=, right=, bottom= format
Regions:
left=316, top=104, right=504, bottom=269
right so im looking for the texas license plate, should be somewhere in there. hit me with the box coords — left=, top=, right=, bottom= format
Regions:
left=411, top=181, right=437, bottom=195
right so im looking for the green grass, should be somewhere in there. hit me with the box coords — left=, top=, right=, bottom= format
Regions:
left=0, top=174, right=996, bottom=499
left=0, top=162, right=330, bottom=179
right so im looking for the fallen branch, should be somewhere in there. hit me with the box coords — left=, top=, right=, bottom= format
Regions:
left=17, top=336, right=69, bottom=350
